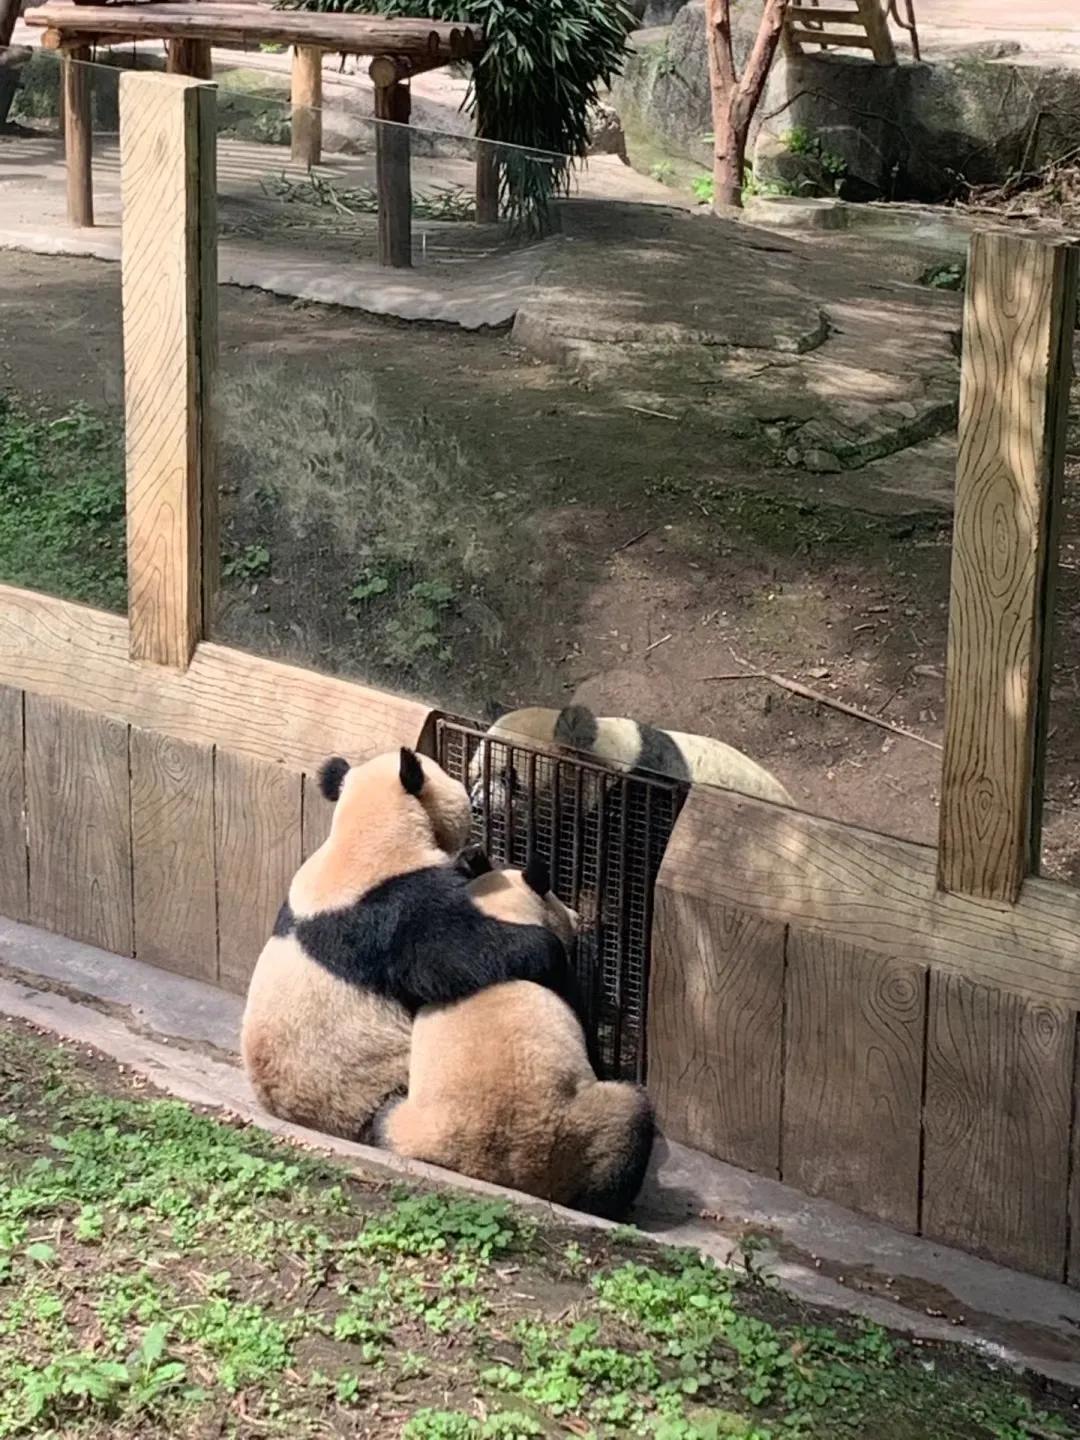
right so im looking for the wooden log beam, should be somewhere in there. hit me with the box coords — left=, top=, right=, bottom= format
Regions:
left=62, top=45, right=93, bottom=227
left=938, top=232, right=1078, bottom=902
left=121, top=72, right=218, bottom=668
left=372, top=58, right=411, bottom=269
left=166, top=37, right=212, bottom=79
left=290, top=45, right=322, bottom=168
left=27, top=4, right=479, bottom=61
left=853, top=0, right=896, bottom=63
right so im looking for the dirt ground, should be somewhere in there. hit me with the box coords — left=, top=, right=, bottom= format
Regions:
left=2, top=247, right=1079, bottom=881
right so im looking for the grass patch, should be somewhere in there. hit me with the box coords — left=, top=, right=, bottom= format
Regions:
left=0, top=393, right=126, bottom=611
left=0, top=1020, right=1075, bottom=1439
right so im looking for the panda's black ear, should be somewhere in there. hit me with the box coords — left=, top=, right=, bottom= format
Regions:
left=524, top=854, right=551, bottom=897
left=399, top=748, right=425, bottom=797
left=482, top=697, right=505, bottom=724
left=318, top=756, right=350, bottom=803
left=555, top=704, right=599, bottom=751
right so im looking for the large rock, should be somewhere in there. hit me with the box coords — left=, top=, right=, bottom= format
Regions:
left=612, top=2, right=764, bottom=173
left=758, top=50, right=1080, bottom=201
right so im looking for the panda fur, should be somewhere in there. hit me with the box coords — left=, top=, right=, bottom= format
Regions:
left=376, top=862, right=655, bottom=1221
left=241, top=748, right=579, bottom=1142
left=470, top=703, right=792, bottom=811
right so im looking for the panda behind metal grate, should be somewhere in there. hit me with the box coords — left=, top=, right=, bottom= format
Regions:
left=435, top=716, right=688, bottom=1083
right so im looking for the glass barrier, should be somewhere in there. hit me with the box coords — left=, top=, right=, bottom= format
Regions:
left=1, top=48, right=127, bottom=613
left=11, top=40, right=1060, bottom=873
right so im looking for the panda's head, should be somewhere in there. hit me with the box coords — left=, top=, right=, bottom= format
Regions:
left=319, top=747, right=473, bottom=861
left=467, top=706, right=568, bottom=817
left=466, top=855, right=579, bottom=953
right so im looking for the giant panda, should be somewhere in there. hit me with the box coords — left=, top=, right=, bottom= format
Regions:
left=469, top=702, right=792, bottom=816
left=241, top=747, right=580, bottom=1142
left=376, top=858, right=655, bottom=1220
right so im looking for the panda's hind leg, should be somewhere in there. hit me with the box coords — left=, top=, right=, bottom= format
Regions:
left=565, top=1082, right=655, bottom=1221
left=373, top=1095, right=453, bottom=1169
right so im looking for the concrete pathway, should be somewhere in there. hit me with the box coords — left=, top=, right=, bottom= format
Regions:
left=2, top=914, right=1079, bottom=1388
left=916, top=0, right=1080, bottom=64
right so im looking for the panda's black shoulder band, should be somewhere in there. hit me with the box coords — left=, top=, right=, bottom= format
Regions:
left=523, top=854, right=551, bottom=897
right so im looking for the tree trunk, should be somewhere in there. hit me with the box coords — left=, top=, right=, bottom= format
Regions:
left=704, top=0, right=791, bottom=213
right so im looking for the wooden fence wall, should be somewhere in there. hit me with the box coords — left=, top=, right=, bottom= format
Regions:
left=1, top=73, right=1079, bottom=1285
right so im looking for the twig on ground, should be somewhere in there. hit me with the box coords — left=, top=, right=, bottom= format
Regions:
left=718, top=649, right=943, bottom=751
left=612, top=527, right=653, bottom=554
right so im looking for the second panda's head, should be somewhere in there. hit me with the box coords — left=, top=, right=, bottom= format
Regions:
left=295, top=748, right=472, bottom=914
left=466, top=855, right=579, bottom=953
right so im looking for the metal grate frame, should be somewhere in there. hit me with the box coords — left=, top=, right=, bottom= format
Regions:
left=436, top=718, right=687, bottom=1082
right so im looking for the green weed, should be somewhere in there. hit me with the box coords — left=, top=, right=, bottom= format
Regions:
left=0, top=394, right=125, bottom=611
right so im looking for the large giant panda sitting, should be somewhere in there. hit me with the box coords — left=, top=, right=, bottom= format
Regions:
left=376, top=857, right=655, bottom=1220
left=470, top=703, right=792, bottom=814
left=241, top=747, right=580, bottom=1141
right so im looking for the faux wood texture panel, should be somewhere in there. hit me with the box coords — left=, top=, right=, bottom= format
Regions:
left=0, top=685, right=27, bottom=920
left=649, top=888, right=784, bottom=1176
left=923, top=971, right=1073, bottom=1279
left=783, top=931, right=925, bottom=1231
left=215, top=750, right=301, bottom=993
left=659, top=786, right=1080, bottom=1010
left=130, top=728, right=217, bottom=979
left=939, top=233, right=1077, bottom=901
left=121, top=72, right=217, bottom=666
left=301, top=772, right=334, bottom=859
left=0, top=586, right=430, bottom=775
left=24, top=694, right=133, bottom=954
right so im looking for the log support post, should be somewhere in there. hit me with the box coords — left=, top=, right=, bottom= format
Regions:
left=166, top=38, right=213, bottom=79
left=120, top=72, right=219, bottom=669
left=370, top=56, right=411, bottom=268
left=62, top=44, right=93, bottom=226
left=291, top=44, right=323, bottom=166
left=937, top=231, right=1078, bottom=902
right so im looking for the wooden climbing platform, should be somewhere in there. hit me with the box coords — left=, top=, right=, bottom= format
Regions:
left=785, top=0, right=920, bottom=64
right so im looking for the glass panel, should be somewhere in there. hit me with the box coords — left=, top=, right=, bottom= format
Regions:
left=0, top=49, right=126, bottom=612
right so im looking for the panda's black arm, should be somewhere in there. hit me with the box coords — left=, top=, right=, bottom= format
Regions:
left=398, top=923, right=585, bottom=1026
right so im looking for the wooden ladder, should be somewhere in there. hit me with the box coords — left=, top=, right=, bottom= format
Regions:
left=785, top=0, right=901, bottom=65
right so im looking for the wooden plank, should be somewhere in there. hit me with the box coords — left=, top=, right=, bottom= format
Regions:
left=788, top=6, right=865, bottom=21
left=789, top=27, right=875, bottom=46
left=166, top=37, right=212, bottom=78
left=853, top=0, right=896, bottom=62
left=372, top=69, right=411, bottom=269
left=121, top=72, right=217, bottom=669
left=657, top=785, right=1080, bottom=1011
left=28, top=4, right=479, bottom=60
left=291, top=46, right=322, bottom=167
left=24, top=694, right=132, bottom=955
left=783, top=931, right=924, bottom=1230
left=215, top=750, right=301, bottom=993
left=301, top=771, right=334, bottom=859
left=938, top=233, right=1078, bottom=903
left=130, top=728, right=217, bottom=979
left=648, top=888, right=784, bottom=1176
left=0, top=586, right=431, bottom=774
left=62, top=45, right=93, bottom=227
left=1070, top=1032, right=1080, bottom=1288
left=0, top=686, right=27, bottom=921
left=923, top=971, right=1073, bottom=1279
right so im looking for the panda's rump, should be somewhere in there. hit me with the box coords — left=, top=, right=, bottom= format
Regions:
left=242, top=936, right=410, bottom=1140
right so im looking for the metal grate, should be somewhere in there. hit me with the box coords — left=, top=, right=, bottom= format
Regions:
left=436, top=718, right=687, bottom=1082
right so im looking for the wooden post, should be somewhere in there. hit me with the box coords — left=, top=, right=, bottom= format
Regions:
left=371, top=57, right=411, bottom=268
left=853, top=0, right=897, bottom=64
left=937, top=231, right=1078, bottom=903
left=291, top=45, right=323, bottom=167
left=121, top=72, right=218, bottom=669
left=166, top=38, right=213, bottom=80
left=63, top=45, right=93, bottom=227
